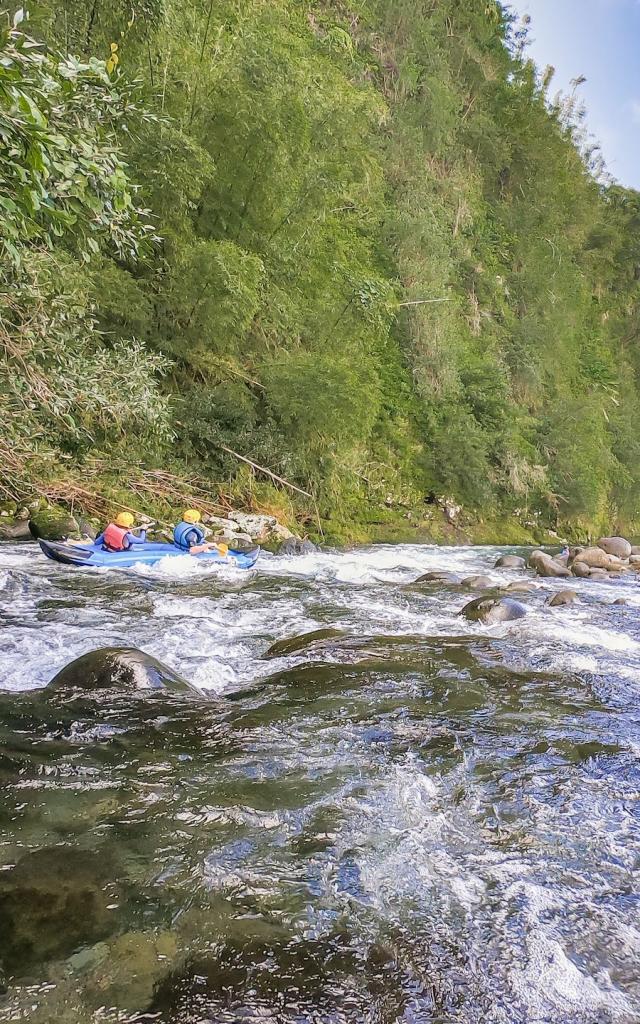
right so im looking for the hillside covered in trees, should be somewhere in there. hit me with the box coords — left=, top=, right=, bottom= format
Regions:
left=2, top=0, right=640, bottom=539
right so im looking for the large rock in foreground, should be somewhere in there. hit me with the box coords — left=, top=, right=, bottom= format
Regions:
left=597, top=536, right=632, bottom=559
left=48, top=647, right=199, bottom=694
left=461, top=596, right=527, bottom=625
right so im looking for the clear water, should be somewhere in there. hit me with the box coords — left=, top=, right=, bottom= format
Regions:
left=0, top=541, right=639, bottom=1023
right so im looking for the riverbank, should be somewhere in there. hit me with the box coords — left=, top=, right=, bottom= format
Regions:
left=1, top=460, right=637, bottom=551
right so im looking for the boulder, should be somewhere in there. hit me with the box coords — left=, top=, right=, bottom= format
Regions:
left=597, top=536, right=632, bottom=559
left=461, top=596, right=527, bottom=625
left=631, top=546, right=640, bottom=556
left=203, top=515, right=242, bottom=532
left=265, top=628, right=345, bottom=659
left=629, top=556, right=640, bottom=566
left=414, top=571, right=460, bottom=584
left=574, top=546, right=621, bottom=571
left=528, top=550, right=572, bottom=578
left=589, top=568, right=609, bottom=580
left=547, top=590, right=579, bottom=607
left=48, top=647, right=199, bottom=694
left=278, top=537, right=317, bottom=556
left=228, top=513, right=277, bottom=543
left=571, top=561, right=592, bottom=578
left=494, top=555, right=526, bottom=569
left=213, top=529, right=256, bottom=552
left=28, top=506, right=81, bottom=541
left=0, top=520, right=32, bottom=541
left=502, top=580, right=538, bottom=593
left=461, top=575, right=495, bottom=589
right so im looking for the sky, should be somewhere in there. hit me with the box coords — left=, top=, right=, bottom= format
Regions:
left=506, top=0, right=640, bottom=189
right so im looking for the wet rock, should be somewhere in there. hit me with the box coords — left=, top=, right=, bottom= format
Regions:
left=48, top=647, right=200, bottom=694
left=502, top=580, right=537, bottom=593
left=528, top=550, right=572, bottom=578
left=279, top=536, right=318, bottom=556
left=461, top=596, right=527, bottom=624
left=613, top=598, right=628, bottom=606
left=265, top=628, right=345, bottom=658
left=414, top=570, right=460, bottom=584
left=0, top=847, right=118, bottom=971
left=589, top=568, right=609, bottom=580
left=547, top=590, right=579, bottom=607
left=28, top=506, right=81, bottom=541
left=574, top=546, right=621, bottom=570
left=629, top=555, right=640, bottom=566
left=461, top=575, right=495, bottom=589
left=214, top=529, right=256, bottom=552
left=0, top=520, right=32, bottom=541
left=494, top=555, right=526, bottom=569
left=571, top=561, right=592, bottom=578
left=597, top=536, right=632, bottom=559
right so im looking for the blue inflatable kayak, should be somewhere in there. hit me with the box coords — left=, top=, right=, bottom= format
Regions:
left=38, top=539, right=260, bottom=570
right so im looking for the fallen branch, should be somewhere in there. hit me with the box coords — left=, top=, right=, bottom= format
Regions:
left=218, top=444, right=312, bottom=498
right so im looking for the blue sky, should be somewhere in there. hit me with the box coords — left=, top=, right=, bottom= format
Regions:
left=506, top=0, right=640, bottom=189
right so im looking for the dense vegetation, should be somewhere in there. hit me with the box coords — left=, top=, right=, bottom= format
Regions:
left=2, top=0, right=640, bottom=537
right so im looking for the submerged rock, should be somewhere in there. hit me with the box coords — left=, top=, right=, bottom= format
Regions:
left=48, top=647, right=199, bottom=694
left=597, top=536, right=632, bottom=559
left=460, top=575, right=495, bottom=590
left=502, top=580, right=537, bottom=593
left=414, top=570, right=460, bottom=584
left=461, top=596, right=527, bottom=625
left=547, top=590, right=579, bottom=607
left=0, top=847, right=118, bottom=971
left=494, top=555, right=526, bottom=569
left=265, top=628, right=345, bottom=658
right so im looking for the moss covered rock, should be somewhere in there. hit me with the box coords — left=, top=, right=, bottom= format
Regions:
left=28, top=506, right=81, bottom=541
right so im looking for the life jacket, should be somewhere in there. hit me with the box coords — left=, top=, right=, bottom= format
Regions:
left=102, top=523, right=130, bottom=552
left=173, top=521, right=205, bottom=550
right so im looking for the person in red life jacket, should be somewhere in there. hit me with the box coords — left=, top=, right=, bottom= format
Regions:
left=95, top=512, right=148, bottom=552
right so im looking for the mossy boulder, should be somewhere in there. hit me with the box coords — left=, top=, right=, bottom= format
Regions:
left=28, top=506, right=81, bottom=541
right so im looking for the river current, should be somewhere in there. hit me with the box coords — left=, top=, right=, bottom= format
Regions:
left=0, top=541, right=639, bottom=1024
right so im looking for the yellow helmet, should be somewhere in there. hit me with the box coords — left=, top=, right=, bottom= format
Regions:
left=115, top=512, right=135, bottom=528
left=183, top=509, right=201, bottom=524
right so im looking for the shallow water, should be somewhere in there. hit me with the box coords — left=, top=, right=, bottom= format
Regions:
left=0, top=540, right=639, bottom=1023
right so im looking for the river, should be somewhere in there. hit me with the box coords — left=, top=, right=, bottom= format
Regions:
left=0, top=541, right=639, bottom=1024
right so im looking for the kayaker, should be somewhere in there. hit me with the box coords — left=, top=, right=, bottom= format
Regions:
left=173, top=509, right=228, bottom=557
left=96, top=512, right=148, bottom=552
